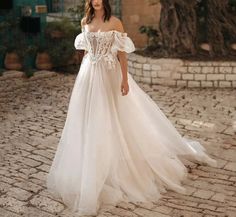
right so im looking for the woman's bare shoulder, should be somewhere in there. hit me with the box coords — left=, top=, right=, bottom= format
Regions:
left=81, top=17, right=86, bottom=27
left=110, top=16, right=125, bottom=32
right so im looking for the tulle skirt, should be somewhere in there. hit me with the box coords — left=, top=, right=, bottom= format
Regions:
left=46, top=55, right=217, bottom=216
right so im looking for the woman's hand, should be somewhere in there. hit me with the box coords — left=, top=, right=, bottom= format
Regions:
left=121, top=79, right=129, bottom=96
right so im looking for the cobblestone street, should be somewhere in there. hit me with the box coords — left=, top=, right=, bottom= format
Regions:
left=0, top=70, right=235, bottom=217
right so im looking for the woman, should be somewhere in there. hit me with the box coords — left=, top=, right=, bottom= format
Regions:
left=46, top=0, right=217, bottom=216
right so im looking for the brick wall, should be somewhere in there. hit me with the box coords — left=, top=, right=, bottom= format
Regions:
left=121, top=0, right=161, bottom=48
left=128, top=53, right=236, bottom=88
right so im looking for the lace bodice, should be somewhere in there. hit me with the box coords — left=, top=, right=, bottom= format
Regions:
left=74, top=30, right=135, bottom=68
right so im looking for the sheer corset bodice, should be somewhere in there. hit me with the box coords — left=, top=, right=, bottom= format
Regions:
left=74, top=30, right=135, bottom=68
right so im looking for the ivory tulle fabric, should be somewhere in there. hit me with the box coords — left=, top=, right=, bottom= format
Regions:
left=46, top=29, right=217, bottom=216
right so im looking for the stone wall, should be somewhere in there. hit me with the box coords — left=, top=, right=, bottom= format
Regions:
left=128, top=53, right=236, bottom=88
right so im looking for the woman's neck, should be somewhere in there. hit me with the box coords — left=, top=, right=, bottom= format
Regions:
left=94, top=9, right=104, bottom=20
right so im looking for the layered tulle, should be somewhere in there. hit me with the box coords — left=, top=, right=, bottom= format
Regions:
left=47, top=31, right=217, bottom=216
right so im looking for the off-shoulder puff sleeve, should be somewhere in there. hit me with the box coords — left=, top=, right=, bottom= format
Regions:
left=74, top=32, right=87, bottom=50
left=111, top=31, right=135, bottom=54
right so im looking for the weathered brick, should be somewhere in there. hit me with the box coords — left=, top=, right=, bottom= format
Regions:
left=219, top=67, right=232, bottom=73
left=206, top=74, right=225, bottom=80
left=202, top=67, right=214, bottom=74
left=188, top=67, right=201, bottom=73
left=219, top=81, right=232, bottom=87
left=143, top=64, right=151, bottom=70
left=157, top=71, right=171, bottom=78
left=201, top=81, right=213, bottom=87
left=193, top=189, right=215, bottom=199
left=182, top=74, right=194, bottom=80
left=194, top=74, right=206, bottom=80
left=226, top=74, right=236, bottom=80
left=188, top=81, right=200, bottom=87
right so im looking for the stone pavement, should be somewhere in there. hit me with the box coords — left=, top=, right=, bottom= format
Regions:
left=0, top=70, right=235, bottom=217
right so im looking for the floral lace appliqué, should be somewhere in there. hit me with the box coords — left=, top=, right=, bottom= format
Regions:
left=85, top=31, right=117, bottom=69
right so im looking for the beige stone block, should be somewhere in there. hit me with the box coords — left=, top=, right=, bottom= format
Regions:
left=213, top=80, right=218, bottom=87
left=188, top=81, right=200, bottom=87
left=193, top=189, right=215, bottom=199
left=152, top=78, right=171, bottom=85
left=133, top=75, right=141, bottom=82
left=143, top=70, right=151, bottom=77
left=171, top=72, right=181, bottom=79
left=211, top=193, right=225, bottom=202
left=219, top=81, right=232, bottom=87
left=128, top=53, right=137, bottom=61
left=188, top=67, right=201, bottom=73
left=140, top=77, right=151, bottom=83
left=212, top=61, right=220, bottom=66
left=187, top=61, right=200, bottom=66
left=177, top=66, right=188, bottom=73
left=177, top=80, right=187, bottom=87
left=152, top=78, right=176, bottom=86
left=7, top=187, right=32, bottom=201
left=128, top=61, right=133, bottom=67
left=0, top=196, right=27, bottom=214
left=30, top=195, right=64, bottom=213
left=151, top=71, right=158, bottom=77
left=182, top=74, right=194, bottom=80
left=133, top=63, right=142, bottom=69
left=202, top=67, right=214, bottom=74
left=151, top=64, right=161, bottom=71
left=200, top=61, right=212, bottom=66
left=198, top=203, right=216, bottom=211
left=224, top=162, right=236, bottom=171
left=157, top=71, right=171, bottom=78
left=219, top=62, right=231, bottom=66
left=143, top=64, right=151, bottom=70
left=164, top=80, right=176, bottom=86
left=201, top=81, right=213, bottom=87
left=194, top=74, right=206, bottom=80
left=136, top=55, right=147, bottom=63
left=135, top=69, right=142, bottom=76
left=226, top=74, right=236, bottom=80
left=207, top=74, right=225, bottom=80
left=129, top=67, right=135, bottom=75
left=219, top=67, right=232, bottom=73
left=214, top=67, right=219, bottom=73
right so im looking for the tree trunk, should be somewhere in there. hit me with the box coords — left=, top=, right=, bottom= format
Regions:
left=206, top=0, right=236, bottom=57
left=158, top=0, right=236, bottom=58
left=159, top=0, right=197, bottom=56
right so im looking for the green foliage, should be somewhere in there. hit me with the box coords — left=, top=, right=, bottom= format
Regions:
left=67, top=0, right=86, bottom=33
left=0, top=3, right=86, bottom=72
left=47, top=37, right=75, bottom=68
left=139, top=25, right=162, bottom=51
left=45, top=17, right=79, bottom=69
left=45, top=17, right=78, bottom=37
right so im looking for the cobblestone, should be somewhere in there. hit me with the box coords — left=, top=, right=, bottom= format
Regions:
left=0, top=70, right=235, bottom=217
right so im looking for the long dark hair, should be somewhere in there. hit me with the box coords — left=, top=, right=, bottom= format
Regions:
left=85, top=0, right=112, bottom=24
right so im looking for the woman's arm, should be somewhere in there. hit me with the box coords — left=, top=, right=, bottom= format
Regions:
left=113, top=18, right=129, bottom=96
left=80, top=18, right=87, bottom=56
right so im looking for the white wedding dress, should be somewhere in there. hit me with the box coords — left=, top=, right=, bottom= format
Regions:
left=46, top=28, right=217, bottom=216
